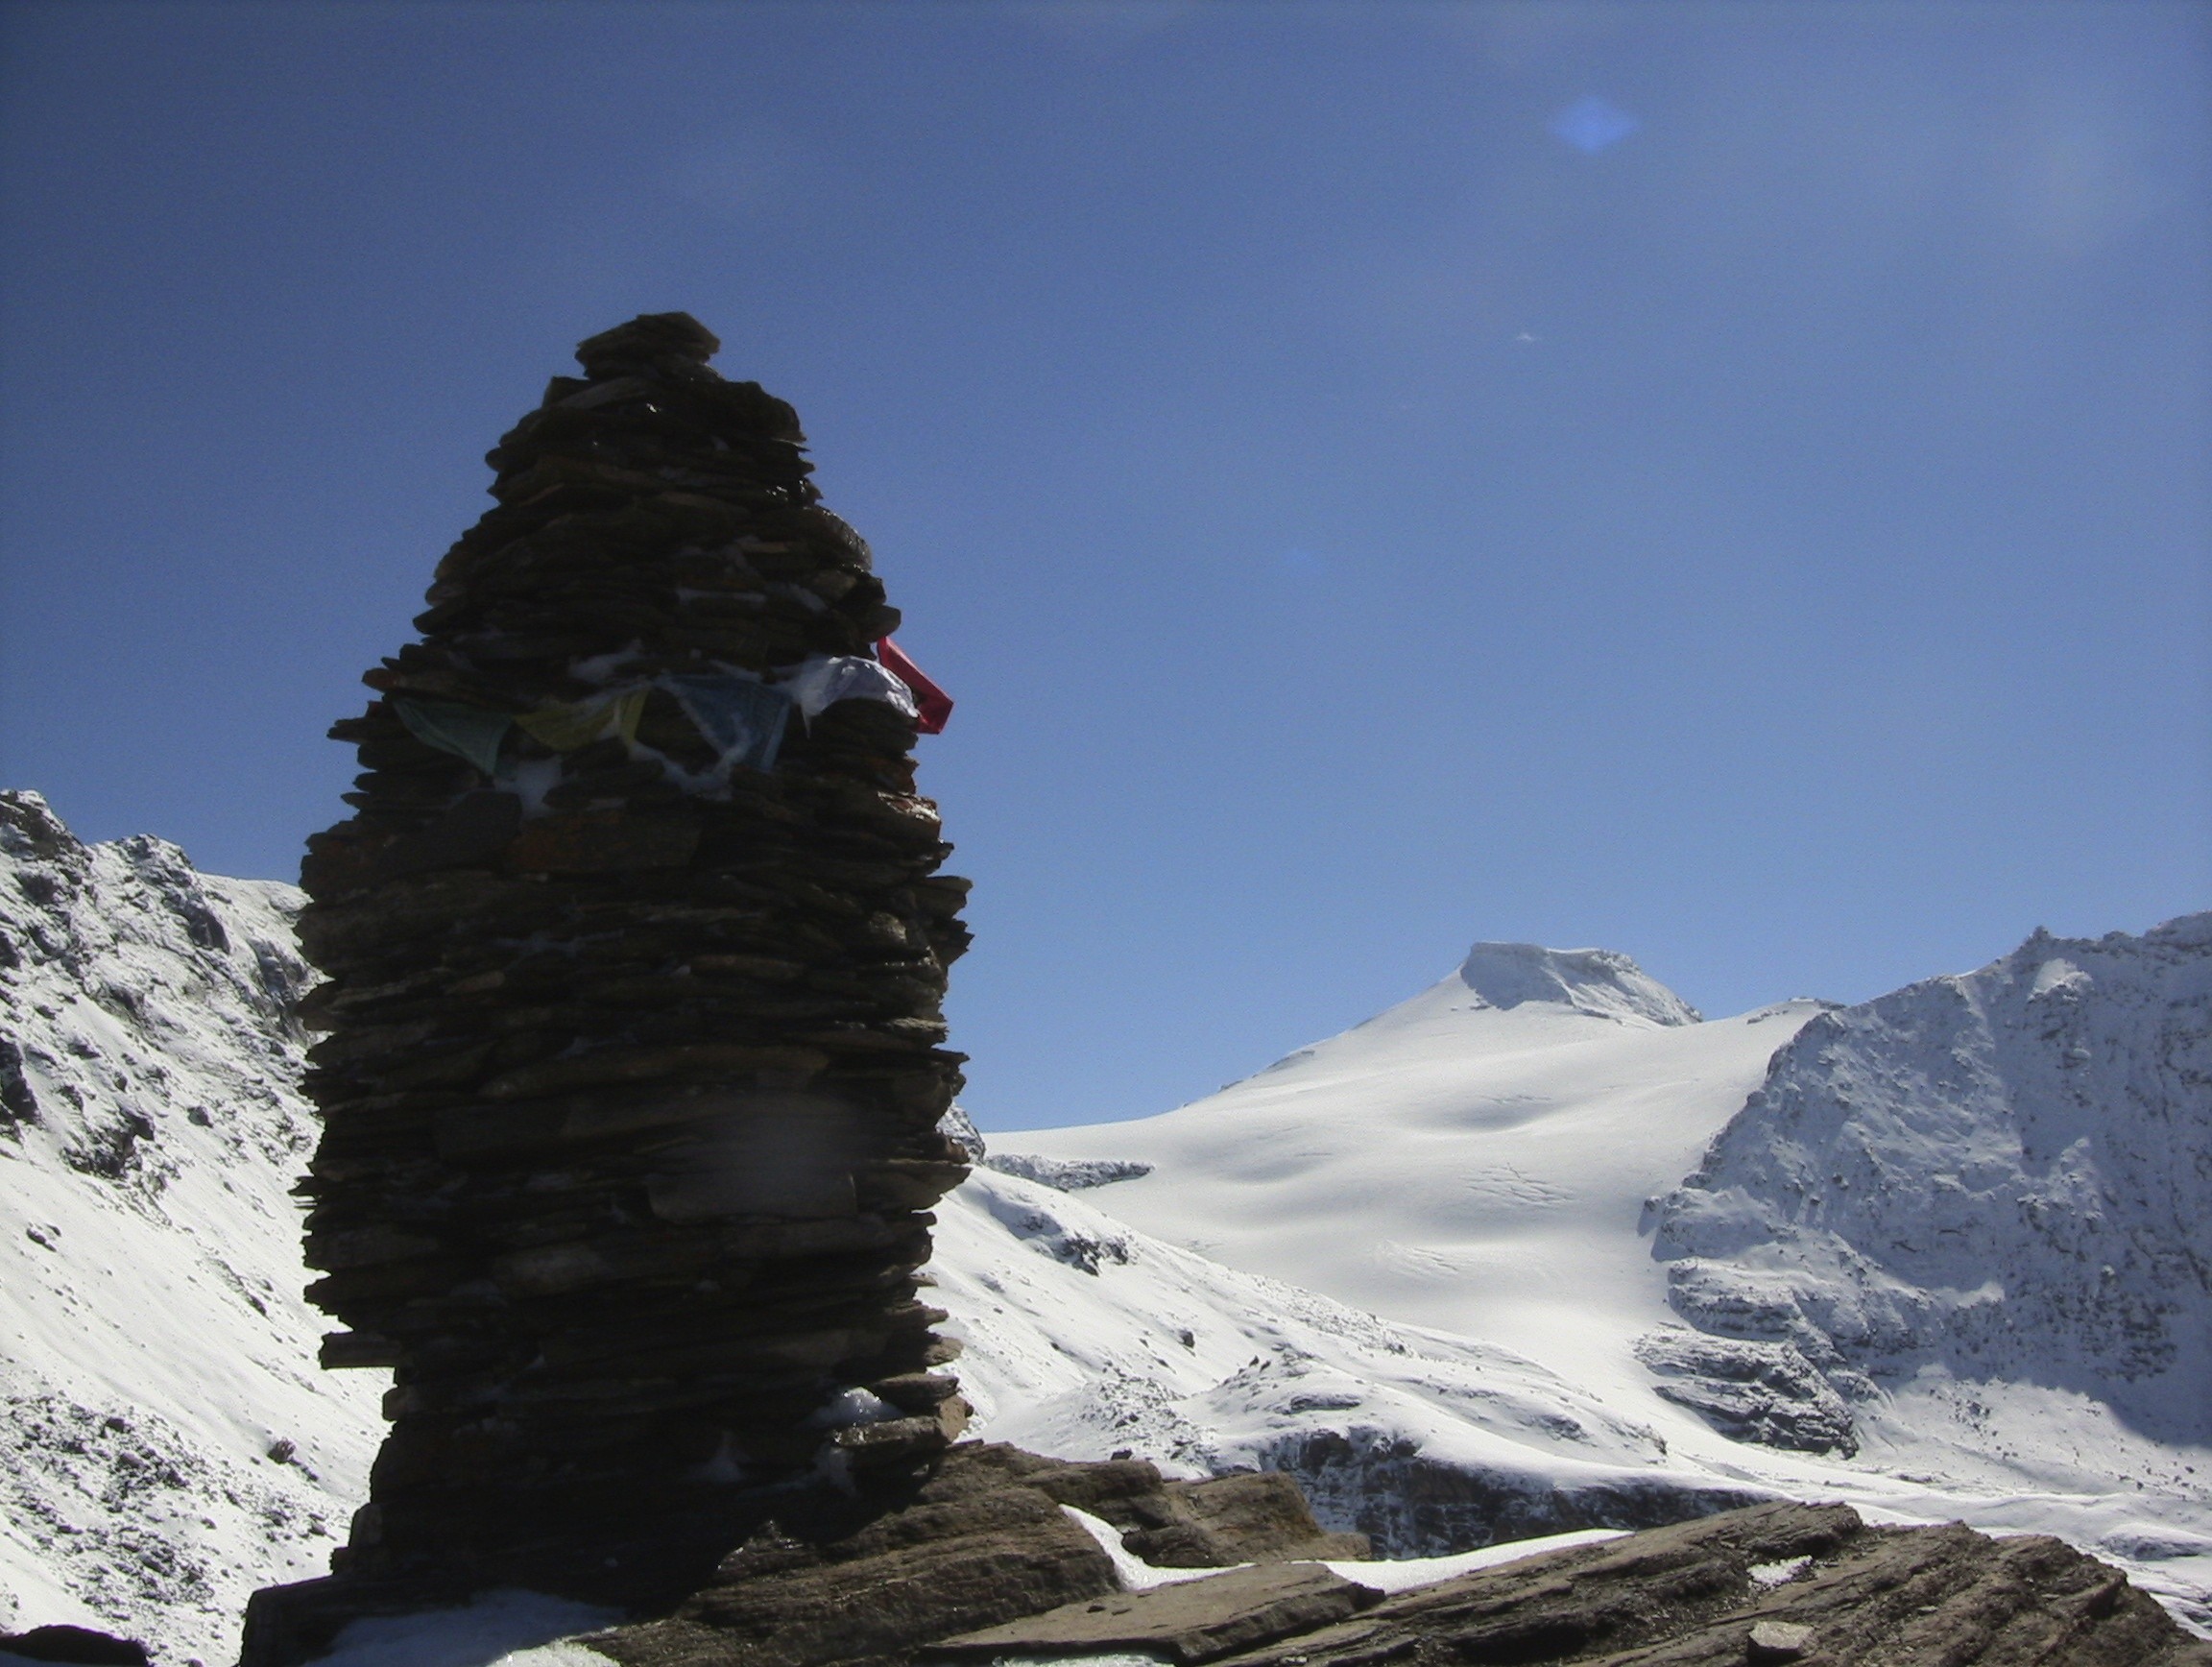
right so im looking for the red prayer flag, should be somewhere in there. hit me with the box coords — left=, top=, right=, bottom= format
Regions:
left=876, top=637, right=952, bottom=735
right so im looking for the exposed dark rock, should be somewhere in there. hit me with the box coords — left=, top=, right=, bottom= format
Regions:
left=589, top=1482, right=1116, bottom=1667
left=1201, top=1500, right=2212, bottom=1667
left=1119, top=1470, right=1371, bottom=1568
left=1261, top=1428, right=1770, bottom=1558
left=0, top=1625, right=150, bottom=1665
left=982, top=1151, right=1154, bottom=1190
left=582, top=1443, right=1362, bottom=1667
left=1635, top=1327, right=1860, bottom=1456
left=238, top=1441, right=2210, bottom=1667
left=934, top=1105, right=984, bottom=1163
left=929, top=1562, right=1383, bottom=1663
left=0, top=1037, right=38, bottom=1127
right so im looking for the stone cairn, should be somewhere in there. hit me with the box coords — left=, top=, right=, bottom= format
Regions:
left=289, top=313, right=973, bottom=1602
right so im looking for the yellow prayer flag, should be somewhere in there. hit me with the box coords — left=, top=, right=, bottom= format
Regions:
left=515, top=687, right=648, bottom=752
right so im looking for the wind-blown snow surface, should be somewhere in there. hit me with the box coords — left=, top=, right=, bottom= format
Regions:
left=0, top=793, right=381, bottom=1662
left=985, top=943, right=1822, bottom=1417
left=979, top=937, right=2212, bottom=1631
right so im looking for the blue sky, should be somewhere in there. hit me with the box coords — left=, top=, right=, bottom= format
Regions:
left=2, top=1, right=2206, bottom=1129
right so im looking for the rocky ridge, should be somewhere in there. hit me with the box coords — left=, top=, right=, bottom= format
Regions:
left=0, top=790, right=378, bottom=1660
left=1651, top=915, right=2212, bottom=1460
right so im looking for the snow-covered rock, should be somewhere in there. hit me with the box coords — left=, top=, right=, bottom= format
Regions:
left=1650, top=917, right=2211, bottom=1419
left=1449, top=942, right=1702, bottom=1028
left=981, top=1153, right=1155, bottom=1192
left=1649, top=913, right=2212, bottom=1475
left=0, top=792, right=381, bottom=1663
left=935, top=1104, right=986, bottom=1163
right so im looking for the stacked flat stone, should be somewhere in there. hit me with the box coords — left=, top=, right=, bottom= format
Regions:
left=292, top=313, right=974, bottom=1598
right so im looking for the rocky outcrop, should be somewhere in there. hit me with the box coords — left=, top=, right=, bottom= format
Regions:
left=1632, top=1329, right=1859, bottom=1457
left=266, top=315, right=974, bottom=1608
left=255, top=1443, right=2192, bottom=1667
left=0, top=1624, right=150, bottom=1665
left=1201, top=1500, right=2211, bottom=1667
left=980, top=1152, right=1153, bottom=1190
left=399, top=1448, right=2210, bottom=1667
left=563, top=1444, right=1363, bottom=1667
left=0, top=792, right=379, bottom=1660
left=1449, top=942, right=1702, bottom=1027
left=1652, top=915, right=2212, bottom=1448
left=1259, top=1429, right=1768, bottom=1561
left=932, top=1562, right=1382, bottom=1663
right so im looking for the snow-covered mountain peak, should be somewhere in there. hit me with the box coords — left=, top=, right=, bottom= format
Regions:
left=0, top=789, right=73, bottom=859
left=1235, top=943, right=1705, bottom=1086
left=1451, top=942, right=1701, bottom=1028
left=989, top=915, right=2212, bottom=1634
left=0, top=790, right=380, bottom=1658
left=1654, top=911, right=2212, bottom=1445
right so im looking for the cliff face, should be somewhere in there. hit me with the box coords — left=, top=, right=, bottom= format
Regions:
left=1652, top=914, right=2212, bottom=1445
left=0, top=790, right=379, bottom=1661
left=282, top=314, right=974, bottom=1602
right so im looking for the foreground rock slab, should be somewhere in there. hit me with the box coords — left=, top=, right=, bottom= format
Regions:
left=581, top=1444, right=1363, bottom=1667
left=569, top=1459, right=2209, bottom=1667
left=236, top=1442, right=2209, bottom=1664
left=1204, top=1501, right=2212, bottom=1667
left=927, top=1563, right=1382, bottom=1663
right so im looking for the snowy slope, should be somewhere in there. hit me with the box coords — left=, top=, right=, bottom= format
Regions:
left=0, top=792, right=382, bottom=1663
left=988, top=943, right=1825, bottom=1408
left=977, top=936, right=2212, bottom=1631
left=3, top=792, right=2204, bottom=1653
left=932, top=1165, right=1763, bottom=1556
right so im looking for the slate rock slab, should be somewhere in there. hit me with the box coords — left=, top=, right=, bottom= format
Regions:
left=926, top=1562, right=1382, bottom=1664
left=589, top=1486, right=1117, bottom=1667
left=1207, top=1500, right=2212, bottom=1667
left=244, top=1445, right=2212, bottom=1667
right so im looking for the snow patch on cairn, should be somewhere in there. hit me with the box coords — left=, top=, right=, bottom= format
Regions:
left=0, top=791, right=381, bottom=1662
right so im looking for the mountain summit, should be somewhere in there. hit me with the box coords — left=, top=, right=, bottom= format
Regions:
left=1452, top=943, right=1701, bottom=1027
